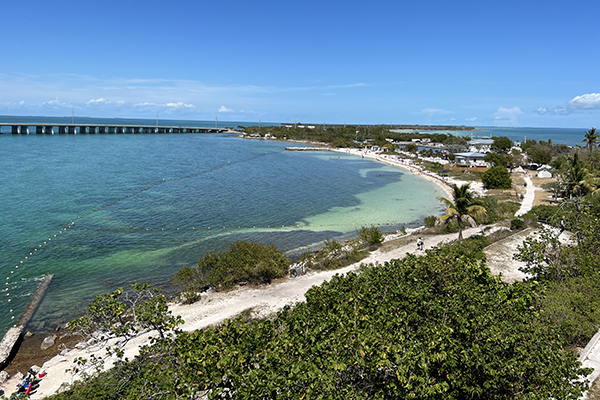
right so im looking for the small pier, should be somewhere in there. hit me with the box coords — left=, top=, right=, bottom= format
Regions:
left=0, top=123, right=229, bottom=135
left=0, top=274, right=54, bottom=370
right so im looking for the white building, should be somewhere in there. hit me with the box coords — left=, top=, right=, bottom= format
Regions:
left=467, top=138, right=494, bottom=153
left=537, top=165, right=553, bottom=178
left=453, top=152, right=491, bottom=168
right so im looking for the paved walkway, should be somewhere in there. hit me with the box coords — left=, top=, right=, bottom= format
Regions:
left=515, top=175, right=534, bottom=216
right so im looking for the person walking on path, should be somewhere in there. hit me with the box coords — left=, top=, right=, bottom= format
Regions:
left=416, top=237, right=424, bottom=251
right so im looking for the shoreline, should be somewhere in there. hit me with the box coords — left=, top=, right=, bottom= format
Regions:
left=331, top=147, right=456, bottom=199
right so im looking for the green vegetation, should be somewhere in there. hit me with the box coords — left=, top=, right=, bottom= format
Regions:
left=437, top=183, right=487, bottom=240
left=582, top=127, right=598, bottom=152
left=357, top=225, right=384, bottom=248
left=510, top=218, right=526, bottom=230
left=482, top=165, right=512, bottom=189
left=529, top=148, right=552, bottom=165
left=299, top=237, right=368, bottom=272
left=484, top=152, right=512, bottom=168
left=491, top=136, right=513, bottom=152
left=173, top=241, right=290, bottom=294
left=424, top=215, right=438, bottom=228
left=481, top=196, right=520, bottom=223
left=242, top=124, right=474, bottom=149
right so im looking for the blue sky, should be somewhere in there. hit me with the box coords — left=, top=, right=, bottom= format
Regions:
left=1, top=0, right=599, bottom=128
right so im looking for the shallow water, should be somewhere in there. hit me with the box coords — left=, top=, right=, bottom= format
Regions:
left=0, top=134, right=443, bottom=336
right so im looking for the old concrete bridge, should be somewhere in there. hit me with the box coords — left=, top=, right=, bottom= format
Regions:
left=0, top=123, right=229, bottom=135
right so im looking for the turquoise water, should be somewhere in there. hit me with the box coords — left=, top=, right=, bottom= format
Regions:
left=0, top=133, right=443, bottom=337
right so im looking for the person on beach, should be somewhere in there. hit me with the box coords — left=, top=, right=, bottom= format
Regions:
left=419, top=237, right=424, bottom=250
left=416, top=237, right=423, bottom=251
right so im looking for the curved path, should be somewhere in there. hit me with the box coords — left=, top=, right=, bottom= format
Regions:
left=515, top=175, right=534, bottom=216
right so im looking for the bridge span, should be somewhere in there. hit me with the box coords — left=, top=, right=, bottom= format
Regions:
left=0, top=123, right=229, bottom=135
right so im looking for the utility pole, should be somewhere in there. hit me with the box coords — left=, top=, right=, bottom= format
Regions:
left=215, top=116, right=218, bottom=129
left=71, top=109, right=74, bottom=124
left=156, top=113, right=158, bottom=128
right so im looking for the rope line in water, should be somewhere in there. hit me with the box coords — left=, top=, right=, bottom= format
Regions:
left=3, top=152, right=275, bottom=327
left=71, top=221, right=420, bottom=232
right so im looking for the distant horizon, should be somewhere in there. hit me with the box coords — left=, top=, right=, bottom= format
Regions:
left=0, top=114, right=591, bottom=131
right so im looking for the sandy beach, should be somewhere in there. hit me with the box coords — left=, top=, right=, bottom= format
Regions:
left=332, top=147, right=486, bottom=199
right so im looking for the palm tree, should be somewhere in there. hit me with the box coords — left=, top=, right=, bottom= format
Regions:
left=565, top=162, right=596, bottom=198
left=437, top=184, right=487, bottom=241
left=582, top=127, right=598, bottom=152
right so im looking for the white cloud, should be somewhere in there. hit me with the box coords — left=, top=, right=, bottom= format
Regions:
left=465, top=117, right=477, bottom=121
left=87, top=98, right=106, bottom=104
left=567, top=93, right=600, bottom=110
left=494, top=107, right=522, bottom=126
left=166, top=101, right=195, bottom=109
left=535, top=105, right=570, bottom=115
left=218, top=106, right=234, bottom=113
left=42, top=98, right=68, bottom=107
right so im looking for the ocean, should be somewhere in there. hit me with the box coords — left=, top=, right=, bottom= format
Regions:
left=0, top=124, right=444, bottom=338
left=461, top=126, right=586, bottom=147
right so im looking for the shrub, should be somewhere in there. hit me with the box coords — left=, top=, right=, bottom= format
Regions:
left=424, top=215, right=437, bottom=228
left=175, top=241, right=290, bottom=292
left=357, top=225, right=384, bottom=247
left=172, top=264, right=203, bottom=304
left=481, top=196, right=520, bottom=222
left=524, top=204, right=561, bottom=224
left=482, top=165, right=512, bottom=189
left=301, top=239, right=368, bottom=271
left=510, top=218, right=526, bottom=230
left=539, top=274, right=600, bottom=347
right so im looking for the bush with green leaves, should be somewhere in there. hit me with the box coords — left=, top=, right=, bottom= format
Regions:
left=538, top=274, right=600, bottom=347
left=481, top=196, right=520, bottom=222
left=357, top=225, right=384, bottom=247
left=482, top=165, right=512, bottom=189
left=523, top=204, right=561, bottom=224
left=510, top=218, right=526, bottom=230
left=300, top=238, right=367, bottom=271
left=424, top=215, right=438, bottom=228
left=174, top=241, right=290, bottom=292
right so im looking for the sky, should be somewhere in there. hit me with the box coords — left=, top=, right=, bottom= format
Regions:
left=0, top=0, right=599, bottom=128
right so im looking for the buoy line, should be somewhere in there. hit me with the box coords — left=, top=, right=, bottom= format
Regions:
left=2, top=152, right=276, bottom=329
left=70, top=221, right=419, bottom=232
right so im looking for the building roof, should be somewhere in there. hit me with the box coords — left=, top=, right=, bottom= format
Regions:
left=454, top=152, right=487, bottom=158
left=468, top=139, right=494, bottom=145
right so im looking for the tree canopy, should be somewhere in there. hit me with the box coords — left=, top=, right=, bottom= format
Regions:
left=482, top=165, right=512, bottom=189
left=491, top=136, right=513, bottom=152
